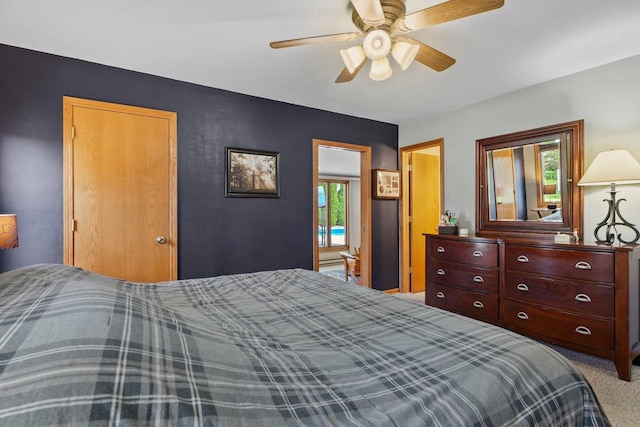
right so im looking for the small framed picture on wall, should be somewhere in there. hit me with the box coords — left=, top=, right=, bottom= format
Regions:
left=225, top=147, right=280, bottom=198
left=372, top=169, right=401, bottom=199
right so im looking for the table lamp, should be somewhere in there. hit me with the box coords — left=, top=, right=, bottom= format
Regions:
left=577, top=149, right=640, bottom=244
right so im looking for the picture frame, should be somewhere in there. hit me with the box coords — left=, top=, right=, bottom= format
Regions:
left=225, top=147, right=280, bottom=198
left=372, top=169, right=401, bottom=199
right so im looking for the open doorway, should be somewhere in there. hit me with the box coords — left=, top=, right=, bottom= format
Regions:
left=400, top=140, right=443, bottom=293
left=313, top=139, right=371, bottom=287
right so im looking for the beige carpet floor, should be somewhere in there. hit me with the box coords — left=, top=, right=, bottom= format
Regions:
left=394, top=291, right=640, bottom=426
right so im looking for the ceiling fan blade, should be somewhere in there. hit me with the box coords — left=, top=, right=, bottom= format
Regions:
left=394, top=36, right=455, bottom=72
left=335, top=60, right=367, bottom=83
left=351, top=0, right=386, bottom=26
left=270, top=32, right=363, bottom=49
left=395, top=0, right=504, bottom=33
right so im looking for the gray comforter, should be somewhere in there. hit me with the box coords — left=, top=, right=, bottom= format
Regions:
left=0, top=264, right=609, bottom=426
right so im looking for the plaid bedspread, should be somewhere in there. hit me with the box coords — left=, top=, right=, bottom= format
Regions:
left=0, top=264, right=609, bottom=426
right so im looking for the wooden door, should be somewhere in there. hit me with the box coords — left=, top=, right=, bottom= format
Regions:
left=491, top=148, right=517, bottom=220
left=409, top=152, right=440, bottom=293
left=63, top=97, right=177, bottom=282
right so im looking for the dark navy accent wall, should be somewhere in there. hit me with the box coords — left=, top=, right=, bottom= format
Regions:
left=0, top=44, right=400, bottom=290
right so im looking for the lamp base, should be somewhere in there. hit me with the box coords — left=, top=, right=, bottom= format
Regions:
left=593, top=187, right=640, bottom=245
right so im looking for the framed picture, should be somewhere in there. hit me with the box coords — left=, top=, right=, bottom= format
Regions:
left=225, top=147, right=280, bottom=198
left=372, top=169, right=401, bottom=199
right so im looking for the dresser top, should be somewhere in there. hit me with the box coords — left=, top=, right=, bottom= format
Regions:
left=425, top=233, right=639, bottom=253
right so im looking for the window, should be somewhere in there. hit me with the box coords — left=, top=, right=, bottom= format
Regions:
left=318, top=180, right=348, bottom=249
left=535, top=139, right=561, bottom=206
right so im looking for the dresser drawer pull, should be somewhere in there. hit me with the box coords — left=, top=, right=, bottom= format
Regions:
left=437, top=269, right=446, bottom=276
left=517, top=312, right=529, bottom=320
left=516, top=283, right=530, bottom=292
left=575, top=326, right=592, bottom=335
left=473, top=301, right=484, bottom=308
left=436, top=291, right=445, bottom=299
left=575, top=261, right=592, bottom=270
left=473, top=251, right=484, bottom=257
left=574, top=293, right=592, bottom=303
left=517, top=255, right=529, bottom=263
left=437, top=246, right=445, bottom=253
left=473, top=276, right=485, bottom=283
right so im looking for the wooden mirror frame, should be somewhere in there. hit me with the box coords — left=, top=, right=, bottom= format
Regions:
left=476, top=120, right=584, bottom=241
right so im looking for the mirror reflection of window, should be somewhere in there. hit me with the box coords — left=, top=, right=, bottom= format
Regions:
left=535, top=140, right=561, bottom=207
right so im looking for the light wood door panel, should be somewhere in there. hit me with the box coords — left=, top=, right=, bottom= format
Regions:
left=492, top=148, right=517, bottom=220
left=410, top=153, right=440, bottom=293
left=64, top=97, right=177, bottom=282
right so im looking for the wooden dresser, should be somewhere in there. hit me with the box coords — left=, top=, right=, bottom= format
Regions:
left=425, top=234, right=640, bottom=381
left=426, top=235, right=501, bottom=323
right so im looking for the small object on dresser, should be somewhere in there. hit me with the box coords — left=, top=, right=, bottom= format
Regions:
left=459, top=228, right=469, bottom=236
left=553, top=232, right=571, bottom=243
left=438, top=226, right=459, bottom=235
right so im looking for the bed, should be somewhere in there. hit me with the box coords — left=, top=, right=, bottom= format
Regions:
left=0, top=264, right=609, bottom=426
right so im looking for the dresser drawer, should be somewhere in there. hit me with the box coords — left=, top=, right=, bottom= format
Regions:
left=428, top=260, right=498, bottom=294
left=428, top=238, right=498, bottom=268
left=427, top=283, right=499, bottom=321
left=505, top=272, right=614, bottom=318
left=504, top=300, right=614, bottom=351
left=505, top=245, right=614, bottom=283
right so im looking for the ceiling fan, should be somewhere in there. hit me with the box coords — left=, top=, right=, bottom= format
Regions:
left=270, top=0, right=504, bottom=83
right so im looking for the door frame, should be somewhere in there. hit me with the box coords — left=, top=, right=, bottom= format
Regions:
left=62, top=96, right=178, bottom=279
left=312, top=139, right=372, bottom=287
left=399, top=139, right=444, bottom=293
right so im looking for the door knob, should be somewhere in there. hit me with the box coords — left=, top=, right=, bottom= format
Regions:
left=156, top=236, right=166, bottom=244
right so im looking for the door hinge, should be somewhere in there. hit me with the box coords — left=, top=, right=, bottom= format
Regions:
left=409, top=266, right=413, bottom=274
left=71, top=126, right=75, bottom=140
left=408, top=216, right=412, bottom=223
left=71, top=219, right=77, bottom=231
left=407, top=164, right=412, bottom=172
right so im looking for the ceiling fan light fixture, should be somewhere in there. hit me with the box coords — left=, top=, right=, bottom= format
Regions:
left=391, top=41, right=419, bottom=70
left=369, top=57, right=392, bottom=81
left=363, top=29, right=392, bottom=60
left=340, top=46, right=367, bottom=74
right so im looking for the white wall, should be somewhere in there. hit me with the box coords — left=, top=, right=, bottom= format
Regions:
left=399, top=54, right=640, bottom=241
left=348, top=179, right=361, bottom=252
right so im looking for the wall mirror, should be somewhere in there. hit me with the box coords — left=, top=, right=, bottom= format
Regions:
left=476, top=120, right=584, bottom=240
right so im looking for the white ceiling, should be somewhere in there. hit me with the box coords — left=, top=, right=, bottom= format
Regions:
left=319, top=146, right=361, bottom=177
left=2, top=0, right=640, bottom=124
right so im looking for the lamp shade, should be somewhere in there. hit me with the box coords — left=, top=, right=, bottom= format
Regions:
left=0, top=214, right=18, bottom=249
left=340, top=46, right=366, bottom=74
left=369, top=57, right=392, bottom=81
left=578, top=149, right=640, bottom=186
left=363, top=30, right=391, bottom=60
left=391, top=41, right=419, bottom=70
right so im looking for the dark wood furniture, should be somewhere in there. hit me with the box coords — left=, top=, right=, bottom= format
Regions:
left=426, top=235, right=501, bottom=323
left=476, top=120, right=584, bottom=241
left=425, top=234, right=640, bottom=381
left=339, top=248, right=361, bottom=285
